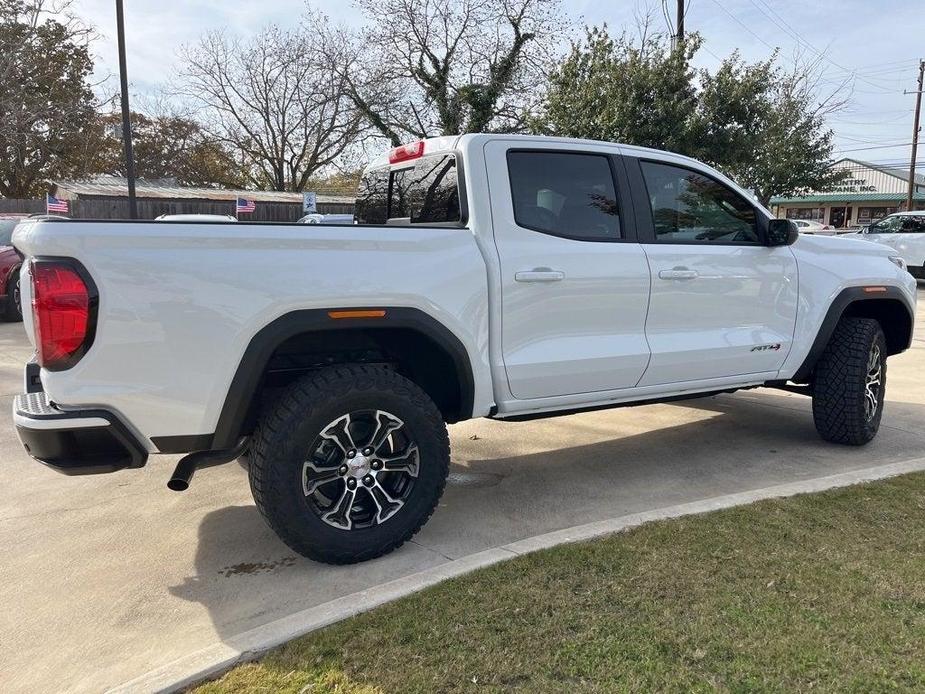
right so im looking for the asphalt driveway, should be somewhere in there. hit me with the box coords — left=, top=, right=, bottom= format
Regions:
left=2, top=288, right=924, bottom=693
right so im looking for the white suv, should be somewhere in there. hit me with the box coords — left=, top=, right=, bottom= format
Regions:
left=857, top=211, right=925, bottom=279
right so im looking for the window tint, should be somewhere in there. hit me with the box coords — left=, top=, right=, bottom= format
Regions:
left=507, top=151, right=621, bottom=240
left=640, top=161, right=759, bottom=244
left=392, top=155, right=460, bottom=224
left=354, top=168, right=388, bottom=224
left=897, top=215, right=925, bottom=233
left=0, top=219, right=18, bottom=246
left=354, top=155, right=461, bottom=225
left=869, top=215, right=903, bottom=233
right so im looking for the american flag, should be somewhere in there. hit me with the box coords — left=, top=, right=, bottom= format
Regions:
left=46, top=194, right=69, bottom=214
left=236, top=197, right=256, bottom=214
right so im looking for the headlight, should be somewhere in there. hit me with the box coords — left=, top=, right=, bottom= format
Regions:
left=889, top=256, right=907, bottom=271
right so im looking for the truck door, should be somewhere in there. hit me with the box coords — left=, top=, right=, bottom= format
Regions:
left=484, top=141, right=651, bottom=400
left=625, top=156, right=799, bottom=386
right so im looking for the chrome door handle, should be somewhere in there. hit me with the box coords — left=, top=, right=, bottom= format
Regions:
left=658, top=268, right=699, bottom=280
left=515, top=268, right=565, bottom=282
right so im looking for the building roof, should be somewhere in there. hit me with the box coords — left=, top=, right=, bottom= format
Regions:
left=770, top=192, right=925, bottom=204
left=50, top=176, right=354, bottom=205
left=833, top=157, right=925, bottom=187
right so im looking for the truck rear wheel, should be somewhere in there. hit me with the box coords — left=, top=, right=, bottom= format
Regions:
left=811, top=317, right=886, bottom=445
left=249, top=364, right=450, bottom=564
left=3, top=273, right=22, bottom=322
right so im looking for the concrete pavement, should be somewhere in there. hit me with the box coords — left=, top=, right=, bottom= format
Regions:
left=2, top=287, right=924, bottom=693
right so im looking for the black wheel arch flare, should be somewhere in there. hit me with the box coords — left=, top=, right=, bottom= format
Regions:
left=153, top=307, right=475, bottom=454
left=792, top=286, right=914, bottom=383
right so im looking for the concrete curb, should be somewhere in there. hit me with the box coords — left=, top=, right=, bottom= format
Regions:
left=108, top=456, right=925, bottom=694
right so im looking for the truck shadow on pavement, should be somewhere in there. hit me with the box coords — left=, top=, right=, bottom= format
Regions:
left=169, top=391, right=925, bottom=642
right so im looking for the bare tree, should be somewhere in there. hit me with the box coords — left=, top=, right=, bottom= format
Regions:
left=330, top=0, right=565, bottom=145
left=179, top=20, right=364, bottom=192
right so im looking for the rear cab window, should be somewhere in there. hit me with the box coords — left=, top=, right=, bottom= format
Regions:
left=355, top=154, right=461, bottom=226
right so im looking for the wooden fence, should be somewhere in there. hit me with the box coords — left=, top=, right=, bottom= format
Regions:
left=0, top=199, right=45, bottom=215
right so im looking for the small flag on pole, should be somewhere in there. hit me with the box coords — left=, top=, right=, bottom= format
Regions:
left=236, top=197, right=256, bottom=214
left=46, top=194, right=69, bottom=214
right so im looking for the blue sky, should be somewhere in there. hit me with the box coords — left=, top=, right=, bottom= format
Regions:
left=74, top=0, right=923, bottom=171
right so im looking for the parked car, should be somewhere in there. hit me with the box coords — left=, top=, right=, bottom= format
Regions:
left=11, top=135, right=916, bottom=564
left=0, top=216, right=25, bottom=321
left=850, top=211, right=925, bottom=279
left=298, top=213, right=355, bottom=225
left=156, top=214, right=237, bottom=223
left=789, top=219, right=833, bottom=235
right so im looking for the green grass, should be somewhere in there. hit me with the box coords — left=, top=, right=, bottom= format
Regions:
left=196, top=473, right=925, bottom=693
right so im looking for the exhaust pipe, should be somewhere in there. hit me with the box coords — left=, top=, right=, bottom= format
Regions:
left=167, top=438, right=248, bottom=491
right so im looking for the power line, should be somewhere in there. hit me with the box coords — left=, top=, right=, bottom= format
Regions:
left=835, top=142, right=913, bottom=153
left=744, top=0, right=904, bottom=92
left=707, top=0, right=777, bottom=53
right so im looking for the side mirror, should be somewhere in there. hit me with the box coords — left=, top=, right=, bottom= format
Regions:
left=767, top=219, right=798, bottom=246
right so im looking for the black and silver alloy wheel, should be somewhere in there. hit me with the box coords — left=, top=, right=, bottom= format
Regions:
left=304, top=410, right=420, bottom=530
left=249, top=364, right=450, bottom=564
left=863, top=342, right=882, bottom=423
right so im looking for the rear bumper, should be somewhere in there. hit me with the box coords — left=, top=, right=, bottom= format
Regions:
left=13, top=392, right=148, bottom=475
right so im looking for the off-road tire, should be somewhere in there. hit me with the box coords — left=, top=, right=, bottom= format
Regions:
left=812, top=317, right=886, bottom=445
left=249, top=364, right=450, bottom=564
left=2, top=273, right=21, bottom=322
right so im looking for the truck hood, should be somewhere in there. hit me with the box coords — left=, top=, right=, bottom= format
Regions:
left=792, top=232, right=893, bottom=257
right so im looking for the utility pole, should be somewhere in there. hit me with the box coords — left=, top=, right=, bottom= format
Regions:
left=676, top=0, right=685, bottom=43
left=116, top=0, right=138, bottom=219
left=906, top=59, right=924, bottom=213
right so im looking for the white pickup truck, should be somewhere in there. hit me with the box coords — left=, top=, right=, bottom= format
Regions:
left=12, top=135, right=917, bottom=564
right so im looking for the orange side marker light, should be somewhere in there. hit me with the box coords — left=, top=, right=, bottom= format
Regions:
left=328, top=309, right=387, bottom=319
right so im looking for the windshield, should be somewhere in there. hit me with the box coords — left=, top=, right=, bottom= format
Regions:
left=869, top=215, right=925, bottom=233
left=0, top=219, right=19, bottom=246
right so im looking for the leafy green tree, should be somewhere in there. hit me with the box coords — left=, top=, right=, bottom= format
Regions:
left=538, top=26, right=699, bottom=153
left=693, top=55, right=846, bottom=205
left=96, top=112, right=247, bottom=189
left=537, top=26, right=846, bottom=206
left=0, top=0, right=100, bottom=197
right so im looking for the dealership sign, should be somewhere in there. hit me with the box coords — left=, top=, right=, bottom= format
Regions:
left=829, top=177, right=877, bottom=193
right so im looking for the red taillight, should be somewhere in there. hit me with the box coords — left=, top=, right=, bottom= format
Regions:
left=31, top=260, right=96, bottom=370
left=388, top=141, right=425, bottom=164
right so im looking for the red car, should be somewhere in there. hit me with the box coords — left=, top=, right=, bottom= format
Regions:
left=0, top=216, right=25, bottom=321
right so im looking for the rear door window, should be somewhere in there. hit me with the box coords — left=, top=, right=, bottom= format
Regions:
left=507, top=151, right=621, bottom=241
left=355, top=155, right=461, bottom=225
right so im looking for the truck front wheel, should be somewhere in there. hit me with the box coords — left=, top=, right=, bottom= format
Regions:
left=249, top=364, right=450, bottom=564
left=811, top=317, right=886, bottom=445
